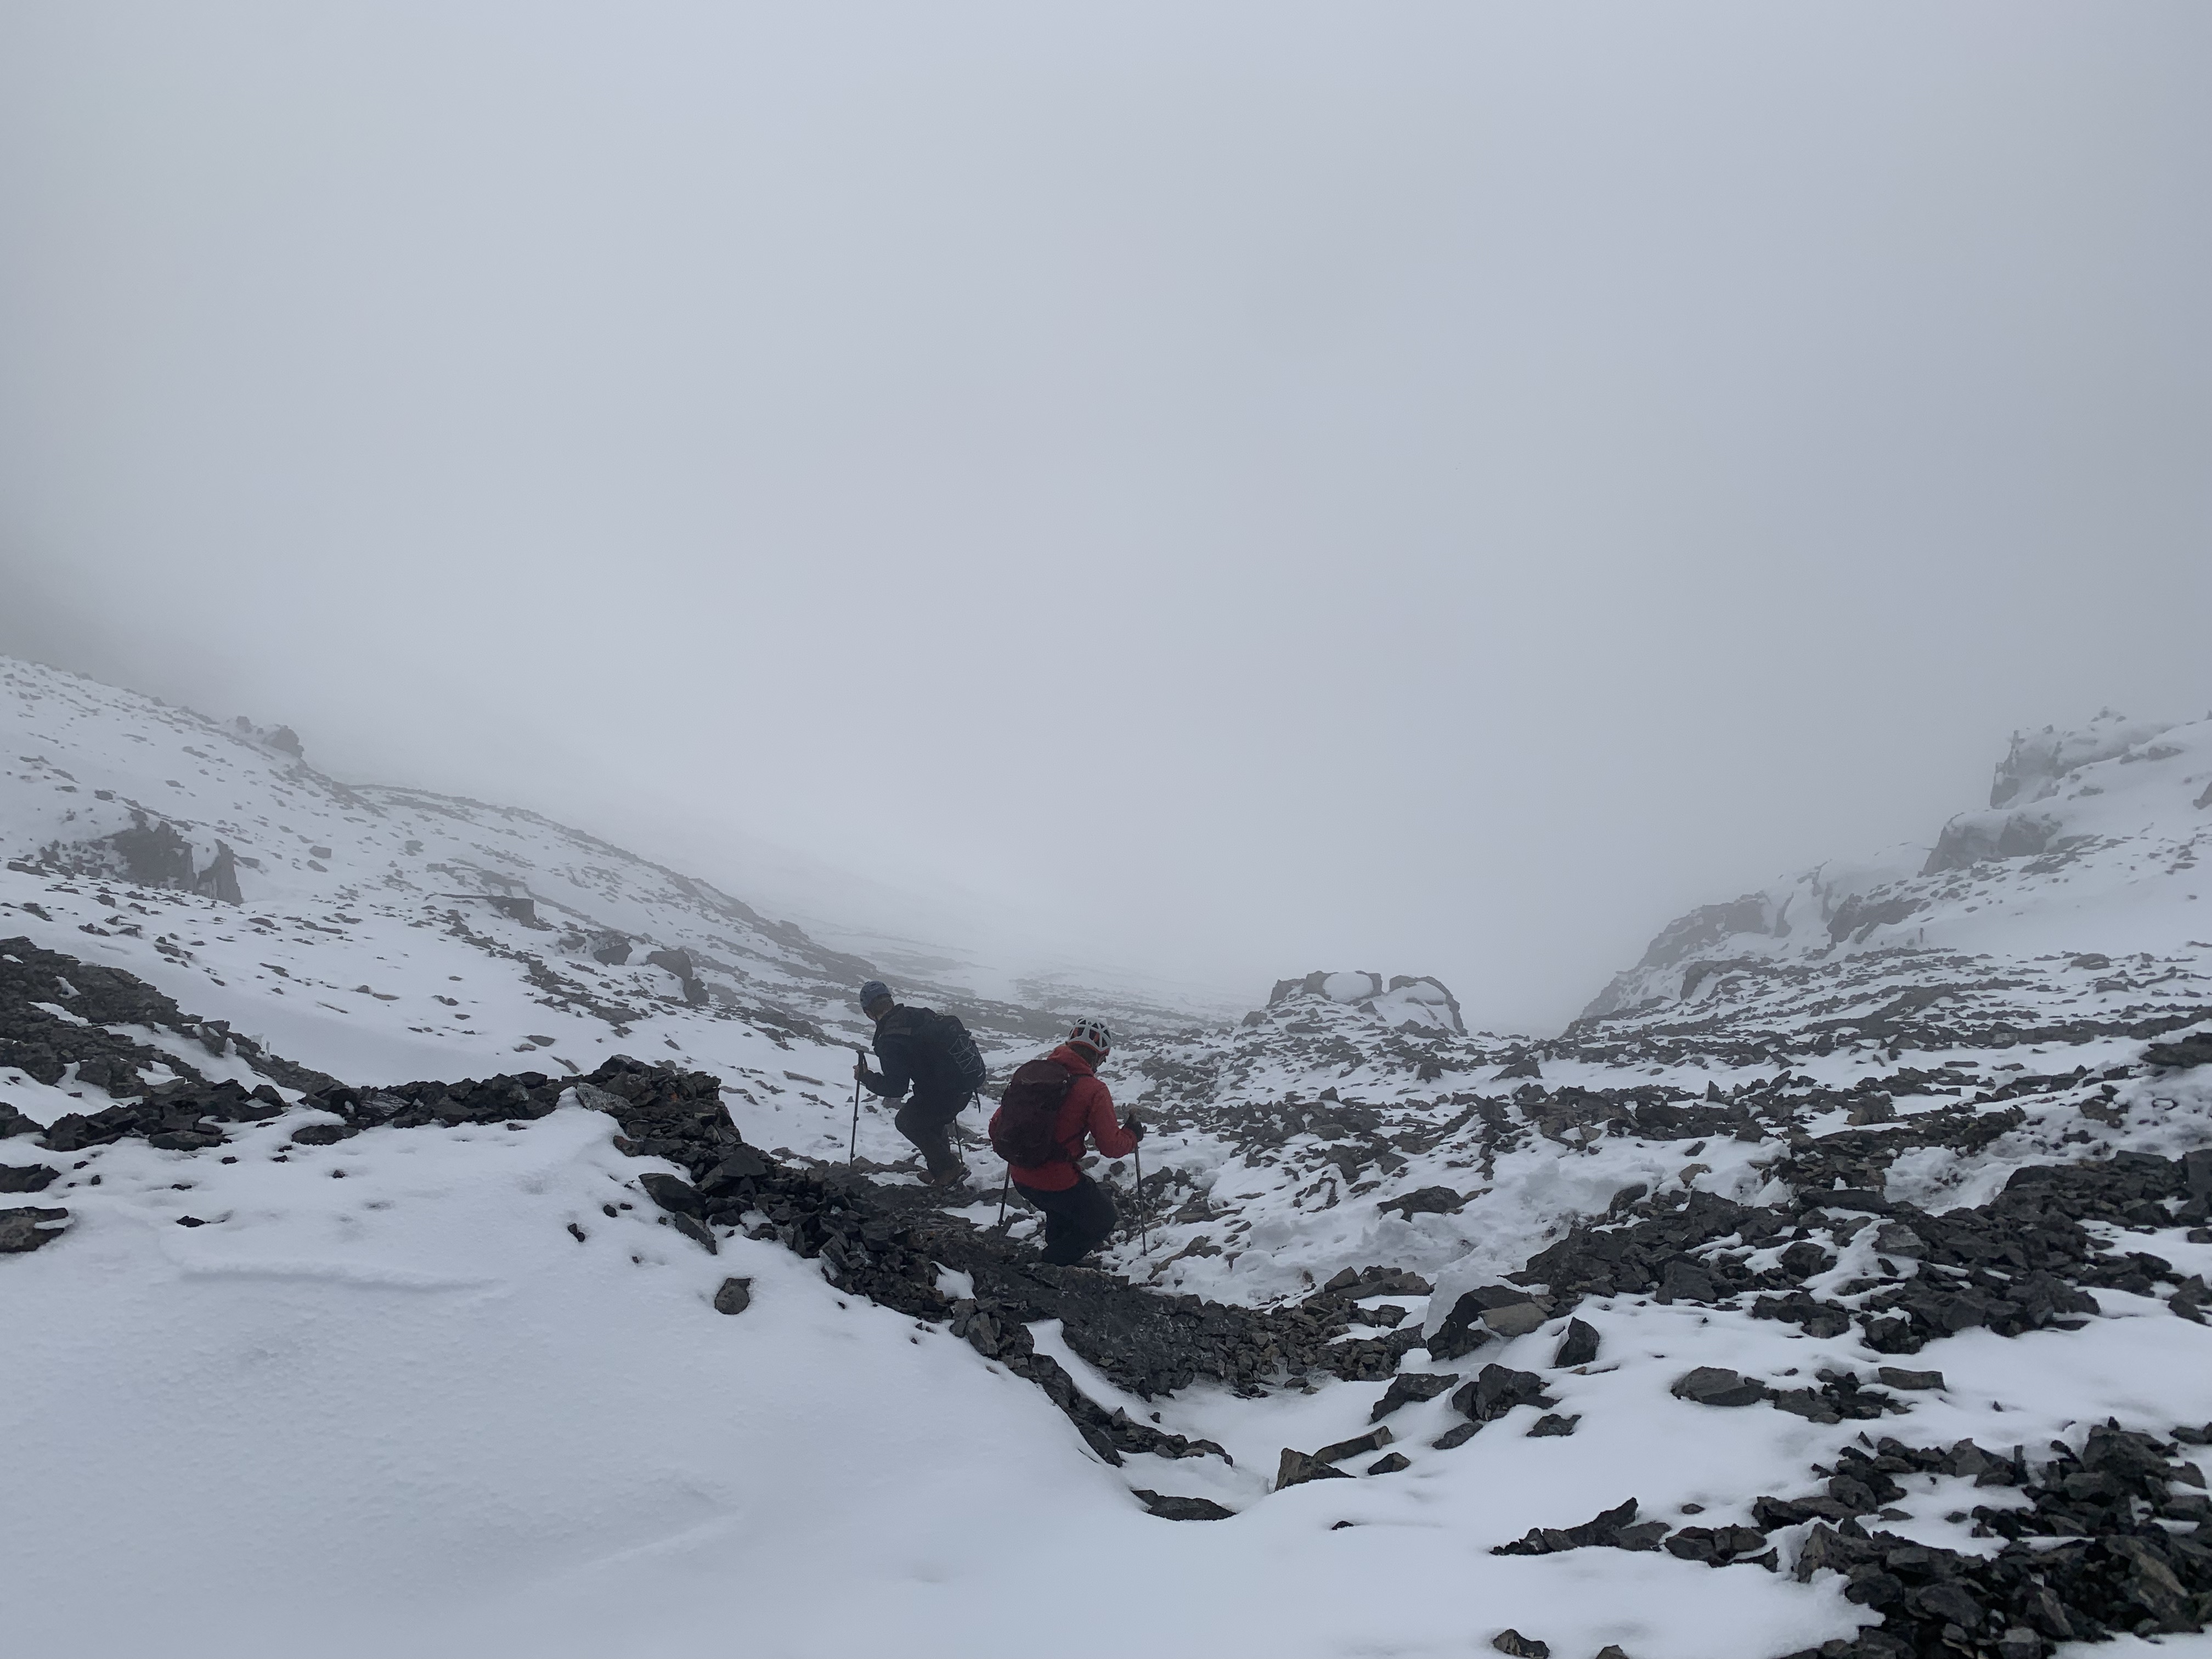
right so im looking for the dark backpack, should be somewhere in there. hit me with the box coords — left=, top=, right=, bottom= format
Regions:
left=884, top=1007, right=989, bottom=1098
left=990, top=1058, right=1076, bottom=1166
left=917, top=1008, right=989, bottom=1095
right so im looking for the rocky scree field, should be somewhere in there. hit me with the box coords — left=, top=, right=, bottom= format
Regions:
left=5, top=661, right=2212, bottom=1659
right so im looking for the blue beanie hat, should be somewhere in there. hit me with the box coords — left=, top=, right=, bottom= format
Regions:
left=859, top=980, right=892, bottom=1011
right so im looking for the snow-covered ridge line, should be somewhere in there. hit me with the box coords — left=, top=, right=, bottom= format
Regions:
left=1587, top=708, right=2212, bottom=1021
left=0, top=652, right=1153, bottom=1051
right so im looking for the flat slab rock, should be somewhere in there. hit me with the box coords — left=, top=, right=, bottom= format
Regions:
left=1132, top=1489, right=1235, bottom=1521
left=0, top=1205, right=69, bottom=1252
left=1671, top=1365, right=1770, bottom=1408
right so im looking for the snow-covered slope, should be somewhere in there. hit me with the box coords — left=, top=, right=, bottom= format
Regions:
left=1586, top=708, right=2212, bottom=1020
left=3, top=654, right=1184, bottom=1120
left=8, top=673, right=2212, bottom=1659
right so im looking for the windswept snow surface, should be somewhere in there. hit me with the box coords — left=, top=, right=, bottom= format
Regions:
left=5, top=1098, right=1854, bottom=1659
left=8, top=662, right=2212, bottom=1659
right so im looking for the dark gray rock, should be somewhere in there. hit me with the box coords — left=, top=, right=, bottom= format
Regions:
left=1378, top=1186, right=1469, bottom=1219
left=2185, top=1147, right=2212, bottom=1198
left=646, top=949, right=708, bottom=1006
left=1671, top=1367, right=1770, bottom=1408
left=639, top=1172, right=706, bottom=1216
left=1552, top=1317, right=1600, bottom=1368
left=1526, top=1413, right=1579, bottom=1437
left=712, top=1277, right=753, bottom=1314
left=1425, top=1319, right=1496, bottom=1363
left=0, top=1163, right=58, bottom=1193
left=1276, top=1447, right=1354, bottom=1489
left=1491, top=1629, right=1549, bottom=1657
left=1657, top=1259, right=1720, bottom=1303
left=1922, top=809, right=2060, bottom=874
left=1663, top=1523, right=1773, bottom=1568
left=1322, top=1265, right=1433, bottom=1297
left=1779, top=1240, right=1836, bottom=1278
left=0, top=1205, right=68, bottom=1251
left=1871, top=1222, right=1928, bottom=1257
left=196, top=841, right=244, bottom=904
left=2144, top=1031, right=2212, bottom=1070
left=1313, top=1426, right=1392, bottom=1464
left=105, top=813, right=196, bottom=888
left=1493, top=1497, right=1669, bottom=1557
left=668, top=1211, right=718, bottom=1253
left=1453, top=1364, right=1553, bottom=1424
left=1370, top=1371, right=1457, bottom=1422
left=1132, top=1489, right=1234, bottom=1521
left=1437, top=1284, right=1545, bottom=1346
left=1366, top=1452, right=1412, bottom=1475
left=1876, top=1367, right=1945, bottom=1391
left=1483, top=1299, right=1550, bottom=1336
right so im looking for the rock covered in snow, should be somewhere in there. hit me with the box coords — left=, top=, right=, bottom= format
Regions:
left=1263, top=969, right=1466, bottom=1036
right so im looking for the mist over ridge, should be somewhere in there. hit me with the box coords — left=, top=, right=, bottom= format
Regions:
left=3, top=1, right=2208, bottom=1029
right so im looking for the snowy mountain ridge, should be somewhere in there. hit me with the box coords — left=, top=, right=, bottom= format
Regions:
left=6, top=658, right=2212, bottom=1659
left=1585, top=707, right=2211, bottom=1021
left=0, top=653, right=1212, bottom=1071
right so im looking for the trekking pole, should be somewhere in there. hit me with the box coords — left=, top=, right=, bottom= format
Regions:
left=996, top=1167, right=1010, bottom=1229
left=849, top=1047, right=866, bottom=1164
left=1133, top=1137, right=1149, bottom=1255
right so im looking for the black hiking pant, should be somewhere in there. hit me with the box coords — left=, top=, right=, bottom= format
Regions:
left=894, top=1090, right=972, bottom=1178
left=1015, top=1173, right=1118, bottom=1265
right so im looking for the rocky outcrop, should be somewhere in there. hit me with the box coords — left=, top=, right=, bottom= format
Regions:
left=1989, top=712, right=2174, bottom=809
left=1920, top=809, right=2065, bottom=876
left=1265, top=971, right=1465, bottom=1036
left=0, top=936, right=332, bottom=1114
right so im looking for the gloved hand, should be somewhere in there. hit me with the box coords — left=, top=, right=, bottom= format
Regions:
left=853, top=1059, right=870, bottom=1082
left=1124, top=1113, right=1146, bottom=1142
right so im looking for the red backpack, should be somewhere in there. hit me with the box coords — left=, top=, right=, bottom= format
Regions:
left=990, top=1058, right=1076, bottom=1166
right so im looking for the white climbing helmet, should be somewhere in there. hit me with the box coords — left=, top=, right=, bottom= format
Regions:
left=1066, top=1017, right=1113, bottom=1057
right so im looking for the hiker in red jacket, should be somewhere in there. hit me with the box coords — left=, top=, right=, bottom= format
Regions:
left=989, top=1017, right=1142, bottom=1266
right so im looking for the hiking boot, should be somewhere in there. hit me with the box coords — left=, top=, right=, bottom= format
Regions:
left=924, top=1164, right=972, bottom=1190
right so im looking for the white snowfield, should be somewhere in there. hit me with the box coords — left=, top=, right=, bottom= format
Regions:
left=1, top=1103, right=1855, bottom=1659
left=6, top=656, right=2212, bottom=1659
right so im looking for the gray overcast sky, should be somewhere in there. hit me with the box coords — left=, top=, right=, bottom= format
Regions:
left=3, top=2, right=2208, bottom=1031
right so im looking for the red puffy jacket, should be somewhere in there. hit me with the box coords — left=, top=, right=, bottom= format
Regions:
left=993, top=1043, right=1136, bottom=1192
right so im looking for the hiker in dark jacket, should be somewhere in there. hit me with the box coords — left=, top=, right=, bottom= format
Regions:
left=991, top=1017, right=1141, bottom=1266
left=854, top=979, right=977, bottom=1187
